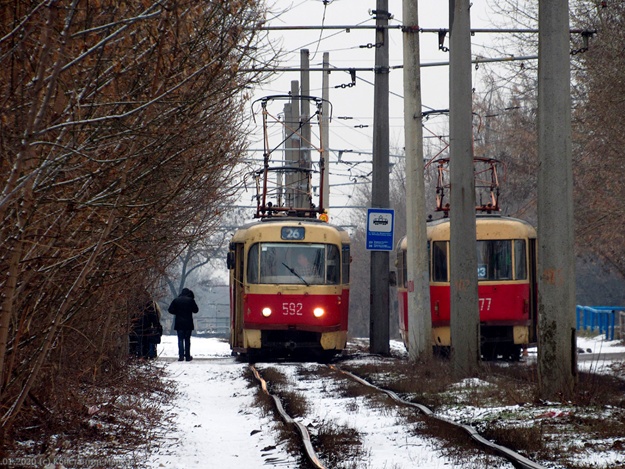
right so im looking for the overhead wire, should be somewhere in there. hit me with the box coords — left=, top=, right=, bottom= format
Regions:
left=277, top=0, right=373, bottom=57
left=309, top=0, right=328, bottom=62
left=248, top=1, right=463, bottom=214
left=261, top=3, right=451, bottom=160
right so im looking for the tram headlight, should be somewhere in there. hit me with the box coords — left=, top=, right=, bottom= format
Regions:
left=262, top=307, right=272, bottom=317
left=313, top=307, right=325, bottom=318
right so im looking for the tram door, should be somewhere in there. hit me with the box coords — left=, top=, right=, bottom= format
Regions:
left=230, top=242, right=245, bottom=349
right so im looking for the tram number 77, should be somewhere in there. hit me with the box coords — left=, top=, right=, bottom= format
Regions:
left=283, top=302, right=303, bottom=316
left=479, top=298, right=492, bottom=311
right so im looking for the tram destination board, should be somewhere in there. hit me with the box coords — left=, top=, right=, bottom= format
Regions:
left=366, top=208, right=394, bottom=251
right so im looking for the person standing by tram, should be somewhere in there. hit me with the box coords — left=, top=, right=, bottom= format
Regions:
left=168, top=288, right=199, bottom=361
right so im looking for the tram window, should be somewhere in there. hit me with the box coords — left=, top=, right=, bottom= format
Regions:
left=493, top=241, right=512, bottom=279
left=514, top=239, right=527, bottom=280
left=402, top=250, right=408, bottom=287
left=432, top=241, right=448, bottom=282
left=396, top=250, right=406, bottom=288
left=476, top=240, right=512, bottom=281
left=342, top=245, right=350, bottom=284
left=427, top=241, right=431, bottom=280
left=293, top=246, right=324, bottom=282
left=248, top=243, right=260, bottom=284
left=327, top=245, right=340, bottom=284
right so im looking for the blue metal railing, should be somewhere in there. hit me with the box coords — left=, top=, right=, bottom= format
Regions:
left=576, top=305, right=625, bottom=341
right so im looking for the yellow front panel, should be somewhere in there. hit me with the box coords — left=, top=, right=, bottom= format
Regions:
left=513, top=325, right=529, bottom=344
left=320, top=331, right=347, bottom=350
left=432, top=326, right=451, bottom=346
left=244, top=329, right=262, bottom=349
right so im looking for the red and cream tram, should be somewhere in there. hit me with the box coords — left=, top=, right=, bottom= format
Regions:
left=396, top=158, right=538, bottom=360
left=228, top=94, right=349, bottom=360
left=228, top=218, right=350, bottom=360
left=396, top=215, right=537, bottom=360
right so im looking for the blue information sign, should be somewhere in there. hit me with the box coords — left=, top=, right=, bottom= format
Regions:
left=366, top=208, right=395, bottom=251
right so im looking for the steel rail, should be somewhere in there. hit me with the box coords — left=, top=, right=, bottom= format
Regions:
left=249, top=365, right=326, bottom=469
left=331, top=365, right=548, bottom=469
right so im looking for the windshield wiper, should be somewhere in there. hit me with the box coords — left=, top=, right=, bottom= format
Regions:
left=282, top=262, right=309, bottom=286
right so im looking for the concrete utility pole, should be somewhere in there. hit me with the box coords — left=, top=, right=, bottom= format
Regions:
left=300, top=49, right=312, bottom=208
left=370, top=0, right=391, bottom=355
left=449, top=0, right=480, bottom=377
left=322, top=52, right=330, bottom=211
left=285, top=80, right=301, bottom=208
left=402, top=0, right=431, bottom=359
left=537, top=0, right=577, bottom=399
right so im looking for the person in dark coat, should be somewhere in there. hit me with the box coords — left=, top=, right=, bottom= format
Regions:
left=145, top=301, right=163, bottom=359
left=168, top=288, right=199, bottom=361
left=130, top=298, right=163, bottom=359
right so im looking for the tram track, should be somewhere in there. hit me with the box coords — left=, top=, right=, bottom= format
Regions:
left=249, top=361, right=548, bottom=469
left=330, top=365, right=547, bottom=469
left=250, top=364, right=325, bottom=469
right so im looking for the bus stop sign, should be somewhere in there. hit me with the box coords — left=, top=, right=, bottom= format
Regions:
left=366, top=208, right=395, bottom=251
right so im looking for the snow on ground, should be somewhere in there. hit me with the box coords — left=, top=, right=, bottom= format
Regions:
left=149, top=337, right=497, bottom=468
left=256, top=361, right=510, bottom=468
left=528, top=334, right=625, bottom=372
left=147, top=333, right=625, bottom=469
left=146, top=337, right=296, bottom=468
left=576, top=335, right=625, bottom=355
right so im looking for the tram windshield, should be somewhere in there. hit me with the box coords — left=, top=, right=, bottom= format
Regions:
left=247, top=243, right=341, bottom=285
left=477, top=239, right=526, bottom=281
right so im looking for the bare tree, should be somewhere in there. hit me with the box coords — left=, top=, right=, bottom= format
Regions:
left=0, top=0, right=275, bottom=443
left=572, top=1, right=625, bottom=277
left=163, top=230, right=230, bottom=299
left=483, top=0, right=625, bottom=274
left=472, top=78, right=538, bottom=222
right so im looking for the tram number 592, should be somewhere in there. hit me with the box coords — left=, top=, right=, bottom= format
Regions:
left=283, top=302, right=303, bottom=316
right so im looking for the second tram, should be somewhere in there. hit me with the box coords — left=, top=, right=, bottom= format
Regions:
left=396, top=157, right=538, bottom=360
left=396, top=214, right=537, bottom=360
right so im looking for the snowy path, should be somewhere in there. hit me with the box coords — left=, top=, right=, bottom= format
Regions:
left=146, top=338, right=296, bottom=468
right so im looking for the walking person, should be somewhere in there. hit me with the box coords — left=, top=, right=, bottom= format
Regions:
left=168, top=288, right=199, bottom=361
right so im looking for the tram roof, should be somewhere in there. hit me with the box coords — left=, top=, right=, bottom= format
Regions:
left=396, top=214, right=536, bottom=250
left=230, top=217, right=350, bottom=244
left=428, top=214, right=537, bottom=240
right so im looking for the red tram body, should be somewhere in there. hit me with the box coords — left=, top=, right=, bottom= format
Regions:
left=228, top=218, right=350, bottom=360
left=396, top=214, right=538, bottom=359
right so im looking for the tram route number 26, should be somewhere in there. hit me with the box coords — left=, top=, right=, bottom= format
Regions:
left=479, top=298, right=492, bottom=311
left=283, top=302, right=303, bottom=316
left=281, top=227, right=305, bottom=240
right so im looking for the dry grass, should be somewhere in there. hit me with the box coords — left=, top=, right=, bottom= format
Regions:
left=244, top=367, right=305, bottom=460
left=260, top=367, right=310, bottom=418
left=3, top=359, right=176, bottom=464
left=340, top=355, right=457, bottom=408
left=312, top=420, right=368, bottom=469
